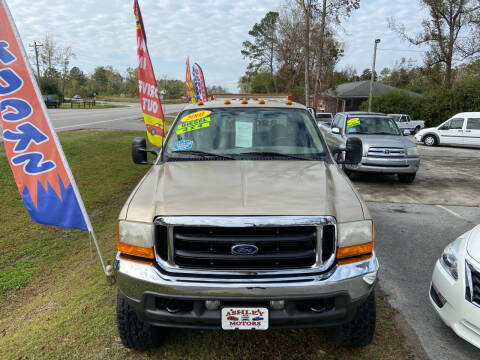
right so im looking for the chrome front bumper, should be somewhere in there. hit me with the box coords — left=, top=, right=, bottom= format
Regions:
left=346, top=156, right=420, bottom=174
left=115, top=252, right=378, bottom=303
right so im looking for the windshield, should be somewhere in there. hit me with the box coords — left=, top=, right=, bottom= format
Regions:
left=345, top=116, right=401, bottom=136
left=389, top=115, right=401, bottom=122
left=163, top=107, right=327, bottom=161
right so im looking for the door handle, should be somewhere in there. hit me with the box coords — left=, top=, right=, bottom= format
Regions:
left=465, top=130, right=472, bottom=133
left=458, top=130, right=463, bottom=132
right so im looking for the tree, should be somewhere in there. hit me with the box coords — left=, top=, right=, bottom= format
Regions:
left=59, top=46, right=74, bottom=97
left=312, top=0, right=360, bottom=107
left=389, top=0, right=480, bottom=88
left=296, top=0, right=315, bottom=105
left=241, top=11, right=279, bottom=81
left=207, top=85, right=228, bottom=94
left=360, top=68, right=377, bottom=81
left=92, top=66, right=108, bottom=93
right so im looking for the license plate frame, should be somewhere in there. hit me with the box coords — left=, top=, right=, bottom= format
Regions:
left=221, top=307, right=269, bottom=330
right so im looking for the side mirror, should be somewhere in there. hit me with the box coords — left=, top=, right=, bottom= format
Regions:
left=403, top=129, right=411, bottom=136
left=332, top=127, right=341, bottom=134
left=132, top=137, right=158, bottom=165
left=344, top=137, right=363, bottom=164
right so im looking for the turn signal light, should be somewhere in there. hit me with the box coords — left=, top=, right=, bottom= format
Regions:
left=117, top=239, right=154, bottom=259
left=337, top=241, right=374, bottom=260
left=241, top=98, right=248, bottom=104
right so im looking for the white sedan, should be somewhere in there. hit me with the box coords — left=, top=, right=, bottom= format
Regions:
left=430, top=224, right=480, bottom=349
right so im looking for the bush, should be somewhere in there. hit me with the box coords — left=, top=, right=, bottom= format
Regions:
left=360, top=79, right=480, bottom=127
left=359, top=91, right=423, bottom=119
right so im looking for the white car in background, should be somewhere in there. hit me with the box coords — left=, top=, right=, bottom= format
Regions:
left=415, top=112, right=480, bottom=147
left=430, top=224, right=480, bottom=349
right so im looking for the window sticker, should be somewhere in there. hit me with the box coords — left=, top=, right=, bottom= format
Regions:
left=347, top=117, right=360, bottom=128
left=173, top=139, right=193, bottom=151
left=181, top=110, right=211, bottom=123
left=176, top=116, right=211, bottom=134
left=235, top=121, right=253, bottom=148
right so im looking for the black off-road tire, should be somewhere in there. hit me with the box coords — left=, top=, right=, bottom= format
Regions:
left=398, top=173, right=416, bottom=184
left=116, top=291, right=166, bottom=350
left=333, top=290, right=376, bottom=347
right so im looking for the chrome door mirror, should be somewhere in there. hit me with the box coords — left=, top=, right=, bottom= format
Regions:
left=332, top=127, right=341, bottom=134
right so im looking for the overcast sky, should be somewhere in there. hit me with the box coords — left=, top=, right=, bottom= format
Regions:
left=7, top=0, right=429, bottom=91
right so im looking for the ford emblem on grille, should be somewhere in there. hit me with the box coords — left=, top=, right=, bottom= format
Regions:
left=231, top=244, right=258, bottom=255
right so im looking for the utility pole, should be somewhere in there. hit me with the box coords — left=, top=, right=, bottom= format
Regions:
left=368, top=39, right=381, bottom=112
left=29, top=41, right=42, bottom=81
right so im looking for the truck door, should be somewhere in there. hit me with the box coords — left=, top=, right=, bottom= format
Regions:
left=330, top=114, right=346, bottom=148
left=465, top=117, right=480, bottom=147
left=438, top=118, right=465, bottom=145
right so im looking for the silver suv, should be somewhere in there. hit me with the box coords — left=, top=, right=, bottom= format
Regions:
left=115, top=99, right=378, bottom=350
left=320, top=112, right=420, bottom=184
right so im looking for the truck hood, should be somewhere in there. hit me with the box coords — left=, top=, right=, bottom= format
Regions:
left=122, top=160, right=369, bottom=223
left=347, top=134, right=415, bottom=150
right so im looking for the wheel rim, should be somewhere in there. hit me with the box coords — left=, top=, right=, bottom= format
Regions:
left=424, top=136, right=434, bottom=146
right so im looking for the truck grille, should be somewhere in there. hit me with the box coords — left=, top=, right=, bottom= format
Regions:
left=367, top=147, right=405, bottom=158
left=466, top=261, right=480, bottom=307
left=156, top=222, right=336, bottom=271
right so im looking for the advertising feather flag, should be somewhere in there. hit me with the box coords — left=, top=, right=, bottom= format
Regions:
left=192, top=62, right=208, bottom=102
left=0, top=0, right=105, bottom=270
left=134, top=0, right=165, bottom=146
left=185, top=57, right=196, bottom=103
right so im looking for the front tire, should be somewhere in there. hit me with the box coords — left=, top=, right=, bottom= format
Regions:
left=117, top=291, right=166, bottom=350
left=333, top=290, right=376, bottom=347
left=398, top=173, right=416, bottom=184
left=423, top=134, right=437, bottom=146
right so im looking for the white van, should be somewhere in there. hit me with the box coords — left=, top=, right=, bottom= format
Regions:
left=415, top=112, right=480, bottom=147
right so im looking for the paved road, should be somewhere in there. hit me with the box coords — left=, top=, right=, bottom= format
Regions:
left=357, top=143, right=480, bottom=360
left=371, top=202, right=480, bottom=360
left=0, top=102, right=186, bottom=140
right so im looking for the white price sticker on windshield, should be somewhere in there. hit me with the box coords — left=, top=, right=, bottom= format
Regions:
left=235, top=121, right=253, bottom=148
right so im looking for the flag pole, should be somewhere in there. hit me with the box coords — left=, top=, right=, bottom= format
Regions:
left=2, top=0, right=108, bottom=277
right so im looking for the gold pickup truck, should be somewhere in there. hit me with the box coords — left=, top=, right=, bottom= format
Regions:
left=115, top=98, right=378, bottom=350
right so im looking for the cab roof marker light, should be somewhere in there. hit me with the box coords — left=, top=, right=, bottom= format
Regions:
left=197, top=100, right=204, bottom=105
left=224, top=99, right=231, bottom=105
left=286, top=99, right=293, bottom=105
left=241, top=98, right=248, bottom=104
left=259, top=99, right=265, bottom=104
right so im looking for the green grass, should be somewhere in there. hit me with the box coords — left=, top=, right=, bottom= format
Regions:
left=59, top=103, right=124, bottom=109
left=0, top=130, right=408, bottom=359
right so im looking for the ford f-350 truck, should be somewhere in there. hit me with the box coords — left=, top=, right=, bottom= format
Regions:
left=115, top=98, right=378, bottom=350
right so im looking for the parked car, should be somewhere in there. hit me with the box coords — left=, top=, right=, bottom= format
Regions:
left=43, top=94, right=59, bottom=108
left=115, top=99, right=378, bottom=350
left=319, top=111, right=420, bottom=183
left=316, top=112, right=333, bottom=126
left=389, top=114, right=425, bottom=134
left=430, top=224, right=480, bottom=349
left=415, top=112, right=480, bottom=148
left=72, top=94, right=82, bottom=100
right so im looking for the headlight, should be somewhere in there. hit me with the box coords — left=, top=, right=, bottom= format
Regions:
left=337, top=220, right=374, bottom=261
left=117, top=220, right=154, bottom=259
left=440, top=237, right=462, bottom=280
left=406, top=147, right=418, bottom=156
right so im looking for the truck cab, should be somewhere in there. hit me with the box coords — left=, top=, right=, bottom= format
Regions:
left=115, top=98, right=378, bottom=350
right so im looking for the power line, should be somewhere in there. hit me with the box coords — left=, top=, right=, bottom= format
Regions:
left=379, top=48, right=428, bottom=53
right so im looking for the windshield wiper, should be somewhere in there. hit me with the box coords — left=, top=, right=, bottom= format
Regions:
left=238, top=151, right=314, bottom=160
left=170, top=150, right=234, bottom=160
